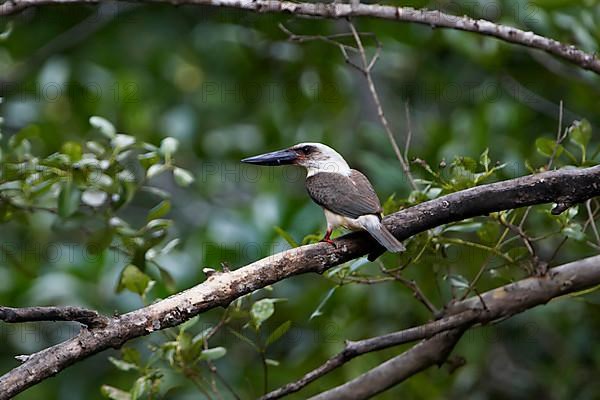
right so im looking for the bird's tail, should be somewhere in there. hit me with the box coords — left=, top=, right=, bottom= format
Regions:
left=360, top=215, right=406, bottom=253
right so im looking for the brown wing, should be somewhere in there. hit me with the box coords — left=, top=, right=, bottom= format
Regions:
left=305, top=170, right=382, bottom=219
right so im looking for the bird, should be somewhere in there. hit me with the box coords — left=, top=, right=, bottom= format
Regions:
left=241, top=142, right=405, bottom=253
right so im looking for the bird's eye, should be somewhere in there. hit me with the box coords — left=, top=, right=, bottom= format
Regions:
left=302, top=146, right=312, bottom=154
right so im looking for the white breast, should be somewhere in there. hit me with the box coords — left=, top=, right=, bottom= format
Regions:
left=323, top=208, right=367, bottom=231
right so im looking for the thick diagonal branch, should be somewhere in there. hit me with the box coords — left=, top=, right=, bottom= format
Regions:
left=2, top=0, right=599, bottom=75
left=0, top=166, right=599, bottom=399
left=310, top=329, right=465, bottom=400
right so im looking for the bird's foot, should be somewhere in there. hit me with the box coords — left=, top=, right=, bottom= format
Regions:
left=320, top=229, right=337, bottom=248
left=320, top=238, right=337, bottom=248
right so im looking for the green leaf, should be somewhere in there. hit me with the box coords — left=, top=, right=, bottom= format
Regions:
left=121, top=347, right=142, bottom=366
left=535, top=137, right=563, bottom=158
left=160, top=137, right=179, bottom=156
left=108, top=356, right=138, bottom=372
left=449, top=166, right=476, bottom=189
left=81, top=189, right=108, bottom=207
left=173, top=167, right=194, bottom=187
left=425, top=187, right=442, bottom=200
left=177, top=331, right=192, bottom=352
left=444, top=222, right=482, bottom=233
left=117, top=264, right=153, bottom=296
left=147, top=200, right=171, bottom=221
left=199, top=346, right=227, bottom=361
left=453, top=156, right=478, bottom=172
left=507, top=246, right=528, bottom=261
left=569, top=119, right=591, bottom=148
left=58, top=180, right=80, bottom=218
left=265, top=358, right=280, bottom=366
left=563, top=223, right=585, bottom=241
left=145, top=219, right=172, bottom=232
left=477, top=221, right=500, bottom=244
left=567, top=284, right=600, bottom=298
left=138, top=151, right=160, bottom=169
left=446, top=274, right=470, bottom=289
left=310, top=287, right=337, bottom=320
left=86, top=141, right=105, bottom=155
left=131, top=376, right=150, bottom=400
left=146, top=164, right=166, bottom=178
left=479, top=148, right=490, bottom=170
left=111, top=134, right=136, bottom=150
left=567, top=205, right=579, bottom=220
left=301, top=232, right=323, bottom=245
left=90, top=116, right=116, bottom=139
left=160, top=238, right=180, bottom=255
left=61, top=141, right=82, bottom=161
left=0, top=21, right=13, bottom=41
left=266, top=320, right=291, bottom=346
left=100, top=385, right=131, bottom=400
left=158, top=265, right=176, bottom=292
left=251, top=298, right=276, bottom=329
left=274, top=226, right=299, bottom=248
left=228, top=329, right=260, bottom=351
left=348, top=257, right=370, bottom=273
left=192, top=327, right=213, bottom=345
left=179, top=316, right=200, bottom=332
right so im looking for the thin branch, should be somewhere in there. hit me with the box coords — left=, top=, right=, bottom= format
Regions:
left=309, top=329, right=465, bottom=400
left=346, top=20, right=418, bottom=191
left=276, top=254, right=600, bottom=400
left=0, top=306, right=109, bottom=328
left=547, top=100, right=566, bottom=170
left=497, top=214, right=536, bottom=258
left=2, top=0, right=600, bottom=75
left=279, top=22, right=418, bottom=190
left=381, top=266, right=438, bottom=315
left=403, top=102, right=413, bottom=163
left=260, top=311, right=477, bottom=400
left=460, top=215, right=512, bottom=300
left=585, top=199, right=600, bottom=246
left=1, top=165, right=600, bottom=398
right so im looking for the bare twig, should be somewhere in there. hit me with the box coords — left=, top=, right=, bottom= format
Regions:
left=346, top=20, right=418, bottom=191
left=547, top=100, right=567, bottom=170
left=460, top=214, right=513, bottom=300
left=380, top=265, right=438, bottom=315
left=404, top=102, right=413, bottom=163
left=0, top=306, right=109, bottom=328
left=279, top=22, right=418, bottom=190
left=585, top=199, right=600, bottom=247
left=498, top=214, right=536, bottom=258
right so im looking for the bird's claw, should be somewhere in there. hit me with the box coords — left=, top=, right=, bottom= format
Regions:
left=320, top=238, right=337, bottom=248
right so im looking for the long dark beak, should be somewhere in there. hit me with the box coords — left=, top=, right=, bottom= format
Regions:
left=241, top=149, right=298, bottom=166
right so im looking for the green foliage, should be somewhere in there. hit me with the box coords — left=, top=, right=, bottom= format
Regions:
left=0, top=116, right=194, bottom=297
left=535, top=137, right=563, bottom=158
left=3, top=3, right=600, bottom=399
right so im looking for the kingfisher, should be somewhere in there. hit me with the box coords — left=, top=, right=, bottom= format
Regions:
left=241, top=143, right=405, bottom=253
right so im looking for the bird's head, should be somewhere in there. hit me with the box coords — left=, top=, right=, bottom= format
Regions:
left=241, top=142, right=350, bottom=176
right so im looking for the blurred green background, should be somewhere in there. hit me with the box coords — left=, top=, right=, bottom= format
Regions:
left=1, top=0, right=600, bottom=399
